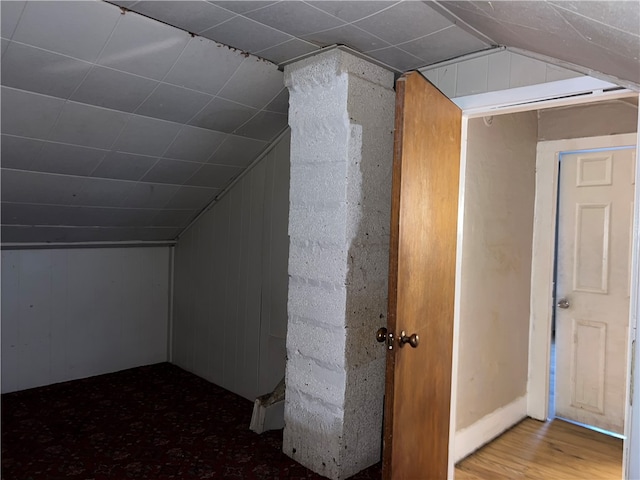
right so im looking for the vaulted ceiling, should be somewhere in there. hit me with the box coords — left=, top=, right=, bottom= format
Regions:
left=1, top=1, right=638, bottom=244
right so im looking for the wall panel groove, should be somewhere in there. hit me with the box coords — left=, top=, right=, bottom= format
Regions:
left=1, top=246, right=171, bottom=393
left=172, top=131, right=290, bottom=400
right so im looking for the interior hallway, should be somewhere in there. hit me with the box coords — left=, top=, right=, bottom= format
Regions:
left=455, top=418, right=622, bottom=479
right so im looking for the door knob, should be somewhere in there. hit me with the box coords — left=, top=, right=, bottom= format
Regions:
left=399, top=330, right=419, bottom=348
left=376, top=327, right=394, bottom=350
left=557, top=298, right=570, bottom=309
left=376, top=327, right=388, bottom=343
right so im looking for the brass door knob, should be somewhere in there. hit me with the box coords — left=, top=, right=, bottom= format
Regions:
left=376, top=327, right=394, bottom=350
left=399, top=330, right=419, bottom=348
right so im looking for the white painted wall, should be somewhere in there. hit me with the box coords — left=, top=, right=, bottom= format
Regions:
left=172, top=131, right=290, bottom=401
left=1, top=246, right=170, bottom=393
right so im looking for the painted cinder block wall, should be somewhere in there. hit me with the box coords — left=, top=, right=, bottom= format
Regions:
left=283, top=49, right=395, bottom=480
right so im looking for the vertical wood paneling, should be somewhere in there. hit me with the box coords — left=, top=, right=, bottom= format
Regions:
left=1, top=253, right=20, bottom=392
left=422, top=51, right=582, bottom=98
left=1, top=247, right=171, bottom=393
left=172, top=131, right=291, bottom=401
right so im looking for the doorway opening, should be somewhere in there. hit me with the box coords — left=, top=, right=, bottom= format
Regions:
left=451, top=94, right=638, bottom=477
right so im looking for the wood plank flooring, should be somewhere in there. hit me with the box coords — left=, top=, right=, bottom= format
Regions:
left=455, top=418, right=622, bottom=479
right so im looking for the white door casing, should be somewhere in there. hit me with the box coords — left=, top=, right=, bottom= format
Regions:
left=554, top=147, right=635, bottom=434
left=527, top=134, right=638, bottom=425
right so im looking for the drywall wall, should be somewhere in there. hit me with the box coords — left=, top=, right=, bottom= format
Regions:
left=455, top=112, right=537, bottom=434
left=1, top=246, right=170, bottom=393
left=538, top=99, right=638, bottom=141
left=172, top=131, right=290, bottom=401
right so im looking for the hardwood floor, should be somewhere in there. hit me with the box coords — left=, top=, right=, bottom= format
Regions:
left=455, top=418, right=622, bottom=479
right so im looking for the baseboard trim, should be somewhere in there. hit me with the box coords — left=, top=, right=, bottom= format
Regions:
left=454, top=395, right=527, bottom=463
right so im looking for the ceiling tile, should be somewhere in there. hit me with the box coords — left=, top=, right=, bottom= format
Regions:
left=1, top=87, right=65, bottom=139
left=354, top=1, right=452, bottom=45
left=30, top=142, right=108, bottom=176
left=0, top=226, right=180, bottom=243
left=108, top=1, right=139, bottom=7
left=48, top=102, right=128, bottom=149
left=364, top=46, right=424, bottom=72
left=1, top=1, right=26, bottom=39
left=12, top=1, right=120, bottom=62
left=1, top=39, right=9, bottom=57
left=264, top=88, right=289, bottom=114
left=103, top=208, right=159, bottom=228
left=208, top=135, right=267, bottom=168
left=217, top=58, right=284, bottom=109
left=0, top=203, right=157, bottom=228
left=550, top=1, right=640, bottom=37
left=1, top=169, right=84, bottom=205
left=164, top=126, right=227, bottom=162
left=255, top=38, right=319, bottom=64
left=150, top=209, right=197, bottom=228
left=400, top=26, right=489, bottom=65
left=476, top=1, right=570, bottom=35
left=1, top=42, right=93, bottom=99
left=188, top=97, right=257, bottom=133
left=185, top=163, right=242, bottom=188
left=233, top=111, right=288, bottom=141
left=302, top=24, right=390, bottom=52
left=97, top=10, right=190, bottom=80
left=140, top=158, right=201, bottom=185
left=209, top=2, right=277, bottom=14
left=306, top=1, right=398, bottom=22
left=200, top=15, right=291, bottom=53
left=122, top=182, right=181, bottom=208
left=70, top=66, right=158, bottom=113
left=91, top=151, right=158, bottom=181
left=551, top=6, right=640, bottom=60
left=112, top=115, right=181, bottom=156
left=133, top=1, right=235, bottom=34
left=164, top=185, right=219, bottom=209
left=0, top=135, right=44, bottom=170
left=70, top=177, right=136, bottom=208
left=2, top=203, right=68, bottom=226
left=245, top=2, right=345, bottom=37
left=135, top=83, right=212, bottom=124
left=164, top=37, right=245, bottom=95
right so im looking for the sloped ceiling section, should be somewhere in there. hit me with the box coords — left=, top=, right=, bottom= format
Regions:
left=1, top=0, right=638, bottom=244
left=1, top=1, right=288, bottom=243
left=439, top=1, right=640, bottom=85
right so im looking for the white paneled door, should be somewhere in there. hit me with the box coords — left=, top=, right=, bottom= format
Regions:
left=555, top=147, right=636, bottom=434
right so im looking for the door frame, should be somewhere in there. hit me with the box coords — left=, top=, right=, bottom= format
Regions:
left=528, top=133, right=638, bottom=424
left=447, top=84, right=639, bottom=479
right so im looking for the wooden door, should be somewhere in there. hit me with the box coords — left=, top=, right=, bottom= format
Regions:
left=382, top=72, right=462, bottom=479
left=555, top=147, right=636, bottom=434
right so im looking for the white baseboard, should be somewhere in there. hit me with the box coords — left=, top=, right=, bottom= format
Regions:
left=454, top=395, right=527, bottom=463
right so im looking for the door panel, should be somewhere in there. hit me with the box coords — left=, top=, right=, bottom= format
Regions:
left=383, top=72, right=461, bottom=479
left=556, top=148, right=636, bottom=434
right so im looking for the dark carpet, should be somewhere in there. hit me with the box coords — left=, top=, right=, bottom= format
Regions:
left=1, top=363, right=382, bottom=479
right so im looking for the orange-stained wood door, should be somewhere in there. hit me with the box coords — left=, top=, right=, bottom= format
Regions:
left=382, top=71, right=462, bottom=479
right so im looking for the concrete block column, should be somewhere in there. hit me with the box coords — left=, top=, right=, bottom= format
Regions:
left=283, top=49, right=395, bottom=480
